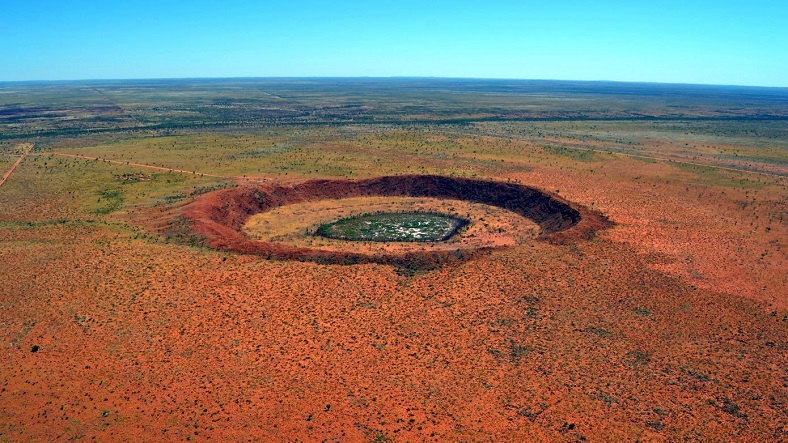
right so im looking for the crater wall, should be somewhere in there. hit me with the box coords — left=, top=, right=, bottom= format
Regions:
left=180, top=175, right=611, bottom=267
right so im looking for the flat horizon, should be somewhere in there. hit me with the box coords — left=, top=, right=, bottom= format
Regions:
left=2, top=76, right=787, bottom=90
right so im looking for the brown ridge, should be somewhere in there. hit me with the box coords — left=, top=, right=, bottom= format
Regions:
left=180, top=175, right=612, bottom=268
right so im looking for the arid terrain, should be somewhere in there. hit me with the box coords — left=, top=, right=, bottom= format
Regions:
left=0, top=79, right=785, bottom=442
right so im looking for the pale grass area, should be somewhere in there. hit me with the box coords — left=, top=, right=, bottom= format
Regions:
left=0, top=143, right=34, bottom=188
left=243, top=196, right=539, bottom=254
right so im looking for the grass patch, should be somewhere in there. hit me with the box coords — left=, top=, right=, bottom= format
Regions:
left=673, top=162, right=765, bottom=188
left=316, top=212, right=468, bottom=242
left=542, top=145, right=599, bottom=162
left=93, top=188, right=124, bottom=214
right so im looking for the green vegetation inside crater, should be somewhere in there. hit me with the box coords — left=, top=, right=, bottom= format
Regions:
left=316, top=212, right=468, bottom=242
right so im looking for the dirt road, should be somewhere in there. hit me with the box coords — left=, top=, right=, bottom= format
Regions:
left=45, top=152, right=227, bottom=178
left=0, top=143, right=35, bottom=188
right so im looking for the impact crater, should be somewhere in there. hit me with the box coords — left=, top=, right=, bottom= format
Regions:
left=242, top=196, right=539, bottom=255
left=178, top=175, right=612, bottom=267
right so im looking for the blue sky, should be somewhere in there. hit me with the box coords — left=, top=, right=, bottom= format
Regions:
left=2, top=0, right=786, bottom=86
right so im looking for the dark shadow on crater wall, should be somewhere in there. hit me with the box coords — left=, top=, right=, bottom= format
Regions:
left=179, top=175, right=613, bottom=269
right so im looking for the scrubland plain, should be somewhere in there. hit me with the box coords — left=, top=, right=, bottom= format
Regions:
left=0, top=79, right=785, bottom=442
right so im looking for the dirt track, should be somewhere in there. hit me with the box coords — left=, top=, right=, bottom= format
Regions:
left=44, top=152, right=227, bottom=178
left=0, top=143, right=34, bottom=188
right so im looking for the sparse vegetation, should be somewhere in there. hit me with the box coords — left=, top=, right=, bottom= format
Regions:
left=316, top=212, right=468, bottom=242
left=0, top=79, right=784, bottom=442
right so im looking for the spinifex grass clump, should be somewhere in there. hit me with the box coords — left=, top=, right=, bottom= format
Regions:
left=316, top=212, right=468, bottom=242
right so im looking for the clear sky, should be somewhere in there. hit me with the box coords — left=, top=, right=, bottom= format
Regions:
left=2, top=0, right=786, bottom=87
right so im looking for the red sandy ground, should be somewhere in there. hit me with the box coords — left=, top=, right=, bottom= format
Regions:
left=0, top=163, right=785, bottom=442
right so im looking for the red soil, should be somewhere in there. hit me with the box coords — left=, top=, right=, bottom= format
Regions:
left=2, top=166, right=784, bottom=442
